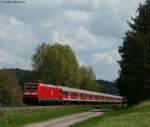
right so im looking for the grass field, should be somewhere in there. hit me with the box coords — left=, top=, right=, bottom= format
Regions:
left=71, top=101, right=150, bottom=127
left=0, top=105, right=94, bottom=127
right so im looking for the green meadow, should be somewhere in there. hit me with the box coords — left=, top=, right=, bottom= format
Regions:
left=71, top=101, right=150, bottom=127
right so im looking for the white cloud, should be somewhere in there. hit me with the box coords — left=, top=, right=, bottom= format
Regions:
left=0, top=49, right=18, bottom=65
left=0, top=49, right=29, bottom=69
left=64, top=10, right=90, bottom=22
left=0, top=15, right=40, bottom=69
left=91, top=49, right=121, bottom=80
left=93, top=49, right=121, bottom=64
left=50, top=26, right=116, bottom=54
left=0, top=15, right=38, bottom=43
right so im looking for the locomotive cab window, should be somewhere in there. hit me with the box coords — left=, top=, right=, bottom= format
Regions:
left=25, top=83, right=38, bottom=91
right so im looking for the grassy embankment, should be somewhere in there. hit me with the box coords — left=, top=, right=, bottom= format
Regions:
left=71, top=101, right=150, bottom=127
left=0, top=105, right=94, bottom=127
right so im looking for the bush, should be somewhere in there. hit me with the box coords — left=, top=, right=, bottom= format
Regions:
left=0, top=69, right=22, bottom=105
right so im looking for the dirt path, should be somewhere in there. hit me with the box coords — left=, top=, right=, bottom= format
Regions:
left=23, top=109, right=104, bottom=127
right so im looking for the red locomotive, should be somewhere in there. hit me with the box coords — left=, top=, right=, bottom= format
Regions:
left=23, top=82, right=123, bottom=105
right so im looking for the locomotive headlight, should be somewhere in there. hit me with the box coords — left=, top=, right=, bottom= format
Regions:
left=24, top=92, right=37, bottom=95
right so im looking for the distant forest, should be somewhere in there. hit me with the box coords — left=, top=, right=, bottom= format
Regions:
left=97, top=80, right=119, bottom=95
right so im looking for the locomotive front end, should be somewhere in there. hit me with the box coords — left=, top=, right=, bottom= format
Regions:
left=23, top=83, right=39, bottom=104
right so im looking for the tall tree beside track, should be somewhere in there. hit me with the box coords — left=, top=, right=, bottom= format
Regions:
left=0, top=70, right=22, bottom=105
left=32, top=43, right=101, bottom=91
left=32, top=43, right=81, bottom=87
left=117, top=0, right=150, bottom=104
left=80, top=65, right=101, bottom=92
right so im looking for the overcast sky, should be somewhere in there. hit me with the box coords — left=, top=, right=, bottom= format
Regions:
left=0, top=0, right=144, bottom=81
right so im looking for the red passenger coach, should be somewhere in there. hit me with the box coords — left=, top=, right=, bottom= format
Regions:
left=23, top=82, right=123, bottom=105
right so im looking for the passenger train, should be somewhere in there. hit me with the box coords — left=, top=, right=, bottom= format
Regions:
left=23, top=82, right=123, bottom=105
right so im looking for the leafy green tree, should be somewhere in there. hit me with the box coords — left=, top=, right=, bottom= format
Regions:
left=0, top=69, right=22, bottom=105
left=32, top=43, right=81, bottom=87
left=117, top=0, right=150, bottom=104
left=80, top=65, right=101, bottom=92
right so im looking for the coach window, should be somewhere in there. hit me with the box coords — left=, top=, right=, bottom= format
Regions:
left=83, top=94, right=86, bottom=98
left=71, top=93, right=74, bottom=96
left=74, top=93, right=77, bottom=97
left=67, top=92, right=71, bottom=96
left=63, top=91, right=67, bottom=96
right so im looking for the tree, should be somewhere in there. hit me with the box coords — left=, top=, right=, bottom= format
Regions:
left=32, top=43, right=81, bottom=87
left=117, top=0, right=150, bottom=104
left=80, top=65, right=101, bottom=92
left=0, top=69, right=22, bottom=105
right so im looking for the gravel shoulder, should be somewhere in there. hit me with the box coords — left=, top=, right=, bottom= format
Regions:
left=23, top=109, right=104, bottom=127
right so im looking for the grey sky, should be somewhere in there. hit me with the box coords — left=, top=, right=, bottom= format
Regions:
left=0, top=0, right=144, bottom=81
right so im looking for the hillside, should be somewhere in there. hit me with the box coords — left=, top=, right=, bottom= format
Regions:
left=97, top=80, right=119, bottom=95
left=0, top=68, right=34, bottom=89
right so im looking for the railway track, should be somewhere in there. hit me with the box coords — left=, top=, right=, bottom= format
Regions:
left=0, top=103, right=122, bottom=112
left=0, top=105, right=62, bottom=111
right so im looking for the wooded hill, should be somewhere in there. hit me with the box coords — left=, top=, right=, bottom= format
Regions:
left=97, top=80, right=119, bottom=95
